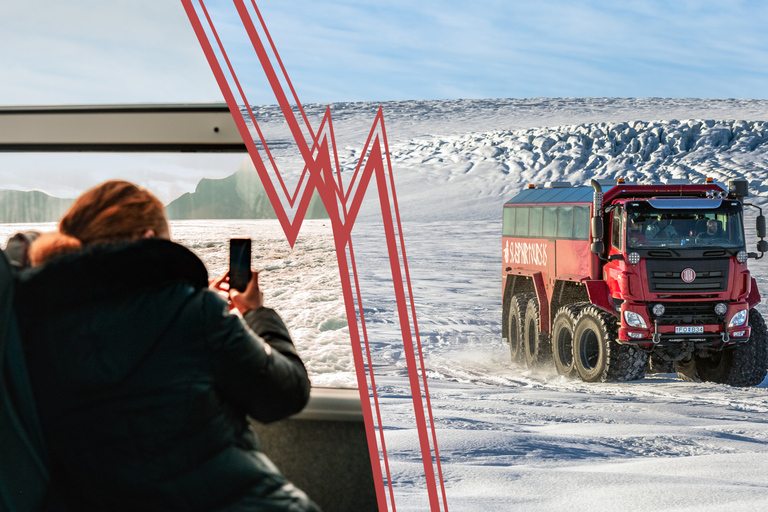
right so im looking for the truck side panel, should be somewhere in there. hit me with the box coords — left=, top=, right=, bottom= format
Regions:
left=555, top=239, right=591, bottom=278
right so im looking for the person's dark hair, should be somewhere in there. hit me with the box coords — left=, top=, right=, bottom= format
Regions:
left=60, top=180, right=166, bottom=245
left=29, top=180, right=167, bottom=266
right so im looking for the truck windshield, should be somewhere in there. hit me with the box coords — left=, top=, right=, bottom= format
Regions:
left=626, top=209, right=744, bottom=249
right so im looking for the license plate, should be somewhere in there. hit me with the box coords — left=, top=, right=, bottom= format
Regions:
left=675, top=326, right=704, bottom=334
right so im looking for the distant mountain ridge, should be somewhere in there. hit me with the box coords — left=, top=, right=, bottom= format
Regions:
left=0, top=190, right=73, bottom=223
left=165, top=169, right=328, bottom=220
left=1, top=170, right=328, bottom=224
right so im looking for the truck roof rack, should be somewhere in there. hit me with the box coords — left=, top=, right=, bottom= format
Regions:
left=505, top=186, right=595, bottom=205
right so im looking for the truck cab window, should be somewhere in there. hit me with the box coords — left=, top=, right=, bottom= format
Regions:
left=516, top=207, right=529, bottom=237
left=573, top=206, right=590, bottom=240
left=556, top=207, right=573, bottom=238
left=529, top=207, right=543, bottom=237
left=612, top=206, right=623, bottom=250
left=503, top=207, right=516, bottom=237
left=543, top=207, right=557, bottom=238
left=626, top=208, right=744, bottom=249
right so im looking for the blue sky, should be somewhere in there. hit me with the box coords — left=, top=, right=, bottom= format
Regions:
left=2, top=0, right=768, bottom=106
left=2, top=0, right=768, bottom=202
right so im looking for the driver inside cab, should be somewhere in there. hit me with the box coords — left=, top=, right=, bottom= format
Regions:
left=628, top=216, right=648, bottom=246
left=697, top=219, right=721, bottom=240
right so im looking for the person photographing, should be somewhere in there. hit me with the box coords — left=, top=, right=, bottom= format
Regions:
left=16, top=180, right=320, bottom=511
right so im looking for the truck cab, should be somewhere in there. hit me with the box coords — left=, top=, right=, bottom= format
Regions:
left=606, top=197, right=753, bottom=343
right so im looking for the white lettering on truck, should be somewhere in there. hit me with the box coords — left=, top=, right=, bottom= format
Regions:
left=503, top=240, right=548, bottom=267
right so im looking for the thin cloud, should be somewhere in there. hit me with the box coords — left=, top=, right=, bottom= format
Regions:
left=3, top=0, right=767, bottom=104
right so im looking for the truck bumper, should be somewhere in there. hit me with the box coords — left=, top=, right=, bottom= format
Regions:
left=619, top=326, right=751, bottom=348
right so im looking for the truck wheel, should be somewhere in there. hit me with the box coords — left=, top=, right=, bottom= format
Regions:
left=551, top=304, right=587, bottom=377
left=691, top=349, right=733, bottom=384
left=573, top=305, right=649, bottom=382
left=739, top=309, right=768, bottom=386
left=523, top=297, right=551, bottom=367
left=696, top=309, right=768, bottom=387
left=507, top=294, right=532, bottom=363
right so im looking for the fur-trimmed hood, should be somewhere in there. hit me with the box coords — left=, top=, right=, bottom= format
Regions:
left=15, top=239, right=210, bottom=389
left=16, top=238, right=208, bottom=316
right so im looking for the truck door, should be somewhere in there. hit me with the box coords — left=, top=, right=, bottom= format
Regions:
left=603, top=206, right=624, bottom=299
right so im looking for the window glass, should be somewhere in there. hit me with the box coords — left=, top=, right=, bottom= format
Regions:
left=573, top=206, right=590, bottom=240
left=515, top=207, right=529, bottom=237
left=543, top=207, right=557, bottom=237
left=612, top=207, right=623, bottom=250
left=557, top=206, right=573, bottom=238
left=626, top=210, right=744, bottom=249
left=529, top=207, right=543, bottom=237
left=503, top=207, right=516, bottom=237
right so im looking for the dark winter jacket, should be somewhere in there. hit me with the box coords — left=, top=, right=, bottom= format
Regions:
left=14, top=239, right=316, bottom=511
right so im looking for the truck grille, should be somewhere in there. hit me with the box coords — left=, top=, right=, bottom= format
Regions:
left=645, top=258, right=729, bottom=293
left=650, top=301, right=722, bottom=325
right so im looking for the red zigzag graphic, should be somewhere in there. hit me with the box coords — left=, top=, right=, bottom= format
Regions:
left=181, top=1, right=448, bottom=510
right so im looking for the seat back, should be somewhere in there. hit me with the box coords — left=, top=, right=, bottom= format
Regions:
left=0, top=251, right=49, bottom=512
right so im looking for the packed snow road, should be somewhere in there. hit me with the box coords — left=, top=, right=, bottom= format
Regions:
left=385, top=365, right=768, bottom=511
left=352, top=219, right=768, bottom=511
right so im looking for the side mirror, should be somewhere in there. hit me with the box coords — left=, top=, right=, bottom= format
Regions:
left=729, top=178, right=749, bottom=199
left=758, top=240, right=768, bottom=254
left=757, top=215, right=766, bottom=239
left=591, top=217, right=603, bottom=239
left=591, top=241, right=604, bottom=255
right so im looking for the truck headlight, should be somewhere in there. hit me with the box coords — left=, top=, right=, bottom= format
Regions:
left=652, top=304, right=665, bottom=316
left=624, top=311, right=647, bottom=329
left=729, top=309, right=748, bottom=327
left=628, top=252, right=640, bottom=265
left=714, top=303, right=728, bottom=316
left=737, top=251, right=748, bottom=264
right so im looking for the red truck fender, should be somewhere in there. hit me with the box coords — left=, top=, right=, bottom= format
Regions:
left=583, top=280, right=615, bottom=317
left=748, top=277, right=761, bottom=309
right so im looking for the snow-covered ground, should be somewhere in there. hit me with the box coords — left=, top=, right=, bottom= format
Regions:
left=307, top=98, right=768, bottom=510
left=353, top=220, right=768, bottom=511
left=6, top=98, right=768, bottom=510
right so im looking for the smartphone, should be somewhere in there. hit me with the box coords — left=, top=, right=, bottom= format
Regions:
left=229, top=238, right=252, bottom=293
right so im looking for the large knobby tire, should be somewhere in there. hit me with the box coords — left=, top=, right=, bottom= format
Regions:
left=690, top=349, right=733, bottom=384
left=551, top=303, right=588, bottom=377
left=507, top=293, right=533, bottom=363
left=693, top=309, right=768, bottom=387
left=523, top=297, right=551, bottom=367
left=735, top=309, right=768, bottom=386
left=573, top=305, right=649, bottom=382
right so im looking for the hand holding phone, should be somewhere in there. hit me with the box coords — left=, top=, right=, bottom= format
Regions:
left=229, top=238, right=251, bottom=292
left=230, top=270, right=263, bottom=315
left=226, top=238, right=263, bottom=314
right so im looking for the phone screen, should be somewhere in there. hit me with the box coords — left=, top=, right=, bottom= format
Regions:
left=229, top=238, right=252, bottom=292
